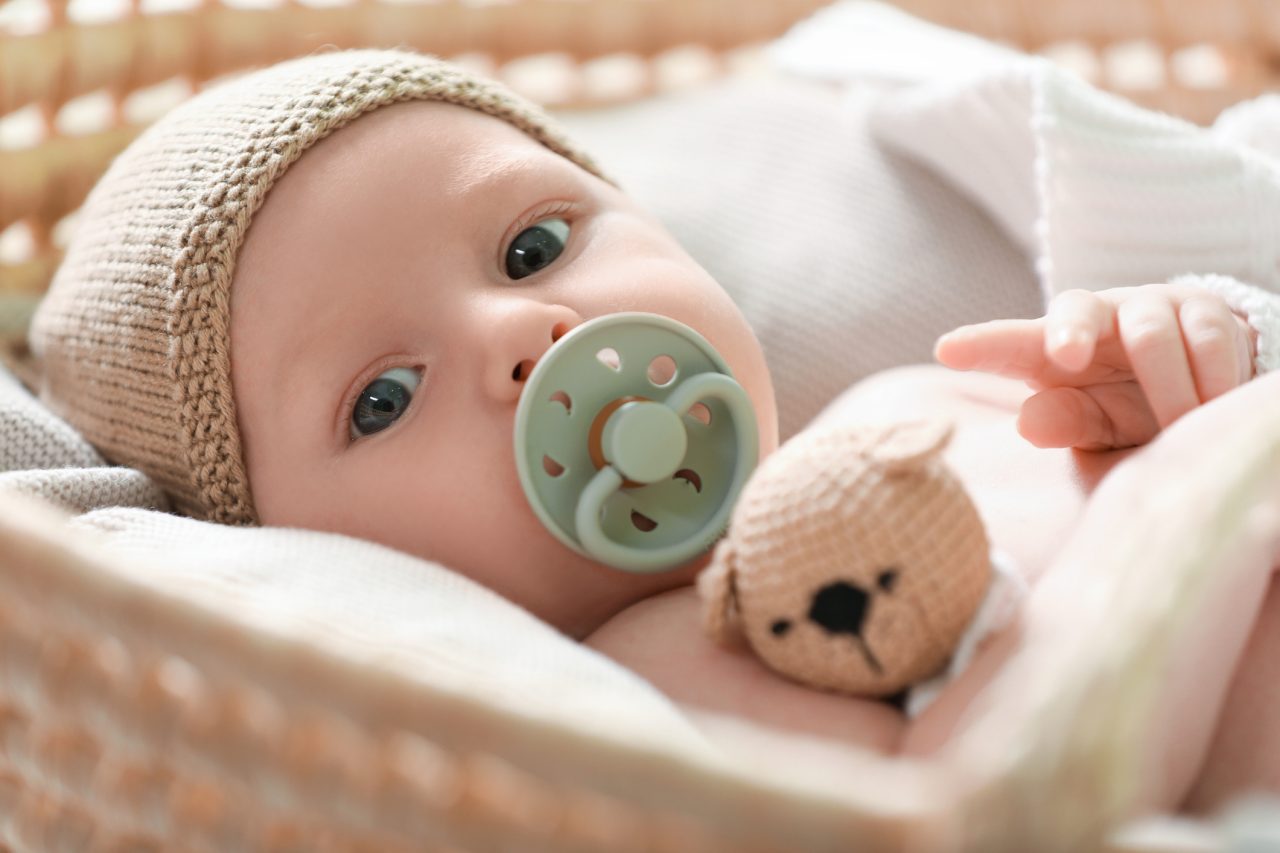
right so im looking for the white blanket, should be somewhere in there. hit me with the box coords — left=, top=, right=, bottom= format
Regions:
left=0, top=361, right=716, bottom=759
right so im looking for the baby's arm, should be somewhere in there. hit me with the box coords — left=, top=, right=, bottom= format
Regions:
left=935, top=278, right=1279, bottom=450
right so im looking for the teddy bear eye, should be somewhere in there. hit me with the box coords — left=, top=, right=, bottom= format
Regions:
left=876, top=569, right=898, bottom=592
left=770, top=619, right=792, bottom=637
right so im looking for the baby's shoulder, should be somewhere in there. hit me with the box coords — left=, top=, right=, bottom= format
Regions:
left=585, top=585, right=714, bottom=670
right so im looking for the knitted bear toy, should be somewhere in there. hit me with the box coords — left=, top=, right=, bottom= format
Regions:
left=698, top=420, right=994, bottom=698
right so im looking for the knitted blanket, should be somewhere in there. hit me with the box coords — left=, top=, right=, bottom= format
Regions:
left=0, top=362, right=715, bottom=764
left=0, top=365, right=169, bottom=514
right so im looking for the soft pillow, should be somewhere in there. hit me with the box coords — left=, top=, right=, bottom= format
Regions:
left=0, top=364, right=101, bottom=472
left=67, top=504, right=712, bottom=755
left=0, top=364, right=169, bottom=513
left=558, top=74, right=1041, bottom=440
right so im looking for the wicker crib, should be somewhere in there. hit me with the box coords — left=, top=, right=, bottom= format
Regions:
left=4, top=1, right=1280, bottom=850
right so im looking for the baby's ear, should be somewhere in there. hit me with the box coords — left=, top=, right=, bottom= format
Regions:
left=699, top=538, right=742, bottom=645
left=870, top=420, right=954, bottom=475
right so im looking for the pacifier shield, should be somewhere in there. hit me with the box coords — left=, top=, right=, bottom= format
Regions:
left=514, top=313, right=758, bottom=573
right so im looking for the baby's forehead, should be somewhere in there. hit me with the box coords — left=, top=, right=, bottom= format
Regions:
left=297, top=100, right=578, bottom=194
left=230, top=100, right=588, bottom=305
left=230, top=99, right=588, bottom=333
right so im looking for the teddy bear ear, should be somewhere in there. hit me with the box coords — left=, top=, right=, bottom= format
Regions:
left=870, top=419, right=955, bottom=475
left=698, top=538, right=742, bottom=645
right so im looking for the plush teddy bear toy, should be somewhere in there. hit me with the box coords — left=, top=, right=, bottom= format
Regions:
left=698, top=419, right=996, bottom=698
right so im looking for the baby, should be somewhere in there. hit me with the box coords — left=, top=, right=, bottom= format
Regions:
left=27, top=49, right=1279, bottom=819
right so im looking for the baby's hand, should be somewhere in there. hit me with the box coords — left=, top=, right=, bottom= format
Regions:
left=935, top=284, right=1258, bottom=450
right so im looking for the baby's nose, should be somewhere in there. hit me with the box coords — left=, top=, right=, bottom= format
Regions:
left=483, top=302, right=582, bottom=403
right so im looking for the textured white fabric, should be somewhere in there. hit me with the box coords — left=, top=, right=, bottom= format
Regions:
left=775, top=1, right=1280, bottom=378
left=0, top=366, right=171, bottom=512
left=1173, top=273, right=1280, bottom=376
left=69, top=506, right=714, bottom=755
left=0, top=366, right=102, bottom=472
left=0, top=467, right=169, bottom=515
left=875, top=65, right=1280, bottom=376
left=1214, top=94, right=1280, bottom=163
left=768, top=0, right=1026, bottom=85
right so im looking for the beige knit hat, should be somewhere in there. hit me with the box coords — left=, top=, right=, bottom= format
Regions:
left=29, top=49, right=606, bottom=526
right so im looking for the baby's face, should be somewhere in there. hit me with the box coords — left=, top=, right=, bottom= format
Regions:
left=230, top=100, right=779, bottom=638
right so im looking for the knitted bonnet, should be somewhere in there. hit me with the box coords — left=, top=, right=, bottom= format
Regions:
left=29, top=49, right=605, bottom=525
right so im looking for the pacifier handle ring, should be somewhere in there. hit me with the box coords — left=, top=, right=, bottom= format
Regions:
left=574, top=373, right=759, bottom=573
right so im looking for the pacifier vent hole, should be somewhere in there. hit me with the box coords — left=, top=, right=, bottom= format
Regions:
left=542, top=455, right=566, bottom=478
left=631, top=511, right=658, bottom=532
left=688, top=402, right=712, bottom=426
left=596, top=348, right=622, bottom=372
left=647, top=355, right=677, bottom=387
left=549, top=390, right=572, bottom=413
left=674, top=468, right=702, bottom=493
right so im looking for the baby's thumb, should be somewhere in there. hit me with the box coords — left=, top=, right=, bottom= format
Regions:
left=1019, top=384, right=1155, bottom=450
left=699, top=539, right=741, bottom=645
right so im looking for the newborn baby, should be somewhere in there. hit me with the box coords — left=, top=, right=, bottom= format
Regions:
left=28, top=49, right=1278, bottom=819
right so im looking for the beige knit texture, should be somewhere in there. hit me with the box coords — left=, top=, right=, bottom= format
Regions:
left=28, top=49, right=605, bottom=525
left=701, top=419, right=992, bottom=697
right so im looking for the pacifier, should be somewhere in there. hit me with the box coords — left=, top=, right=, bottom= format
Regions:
left=514, top=313, right=759, bottom=573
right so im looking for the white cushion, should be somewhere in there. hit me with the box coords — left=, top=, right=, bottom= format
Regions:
left=558, top=74, right=1041, bottom=440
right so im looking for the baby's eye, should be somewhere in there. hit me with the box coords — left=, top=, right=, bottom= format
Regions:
left=505, top=217, right=570, bottom=280
left=350, top=366, right=421, bottom=440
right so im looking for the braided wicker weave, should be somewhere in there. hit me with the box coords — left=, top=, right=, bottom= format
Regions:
left=4, top=2, right=1280, bottom=849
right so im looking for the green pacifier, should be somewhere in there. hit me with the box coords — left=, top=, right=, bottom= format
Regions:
left=514, top=313, right=759, bottom=573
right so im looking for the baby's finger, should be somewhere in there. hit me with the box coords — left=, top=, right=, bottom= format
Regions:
left=1234, top=312, right=1258, bottom=384
left=1178, top=295, right=1244, bottom=404
left=1018, top=386, right=1114, bottom=449
left=935, top=319, right=1047, bottom=377
left=1116, top=294, right=1200, bottom=428
left=1044, top=289, right=1112, bottom=373
left=1017, top=383, right=1159, bottom=450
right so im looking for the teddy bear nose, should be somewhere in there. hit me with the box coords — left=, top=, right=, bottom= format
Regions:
left=807, top=581, right=870, bottom=637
